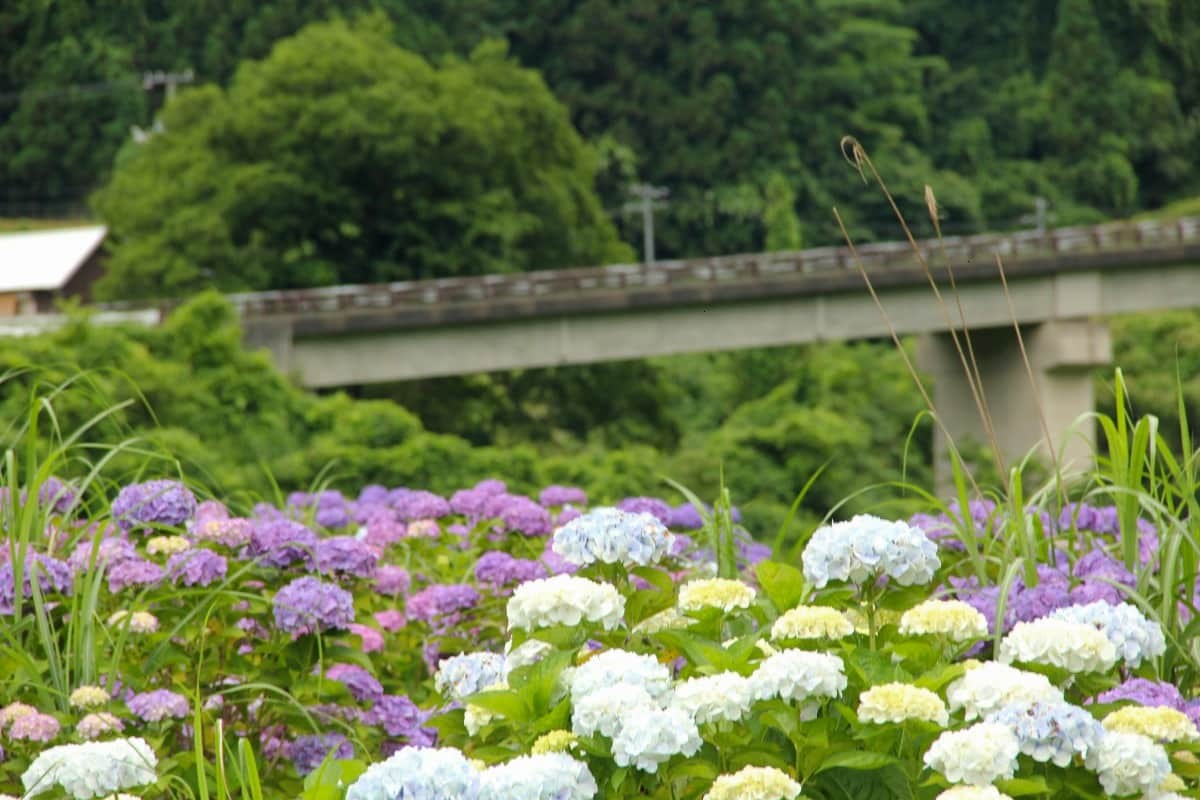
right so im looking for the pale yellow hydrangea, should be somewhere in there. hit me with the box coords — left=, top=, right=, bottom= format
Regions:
left=844, top=607, right=902, bottom=634
left=703, top=765, right=802, bottom=800
left=464, top=681, right=507, bottom=736
left=770, top=605, right=854, bottom=641
left=935, top=787, right=1014, bottom=800
left=532, top=730, right=580, bottom=755
left=755, top=639, right=780, bottom=657
left=68, top=685, right=110, bottom=709
left=146, top=535, right=191, bottom=556
left=633, top=607, right=692, bottom=635
left=857, top=682, right=949, bottom=726
left=678, top=579, right=757, bottom=613
left=1103, top=706, right=1199, bottom=743
left=107, top=610, right=159, bottom=633
left=1159, top=774, right=1187, bottom=792
left=899, top=600, right=988, bottom=641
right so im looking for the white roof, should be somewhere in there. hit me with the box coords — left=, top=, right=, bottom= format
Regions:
left=0, top=226, right=107, bottom=293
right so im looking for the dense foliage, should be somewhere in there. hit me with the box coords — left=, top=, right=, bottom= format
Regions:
left=6, top=0, right=1200, bottom=259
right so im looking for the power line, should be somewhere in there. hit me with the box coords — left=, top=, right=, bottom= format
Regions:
left=0, top=70, right=195, bottom=105
left=622, top=184, right=669, bottom=263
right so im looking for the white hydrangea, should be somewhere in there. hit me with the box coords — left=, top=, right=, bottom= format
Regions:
left=1086, top=732, right=1170, bottom=797
left=146, top=535, right=191, bottom=556
left=857, top=683, right=949, bottom=726
left=923, top=723, right=1020, bottom=786
left=802, top=514, right=939, bottom=588
left=464, top=682, right=507, bottom=736
left=572, top=684, right=659, bottom=738
left=632, top=607, right=692, bottom=635
left=435, top=652, right=507, bottom=701
left=672, top=672, right=754, bottom=724
left=22, top=737, right=157, bottom=799
left=345, top=747, right=480, bottom=800
left=770, top=606, right=853, bottom=641
left=610, top=706, right=701, bottom=773
left=551, top=507, right=674, bottom=567
left=748, top=650, right=847, bottom=710
left=507, top=576, right=625, bottom=631
left=998, top=618, right=1117, bottom=674
left=703, top=765, right=802, bottom=800
left=935, top=788, right=1013, bottom=800
left=946, top=661, right=1064, bottom=720
left=504, top=639, right=554, bottom=676
left=899, top=600, right=988, bottom=641
left=1049, top=602, right=1166, bottom=668
left=479, top=753, right=597, bottom=800
left=678, top=579, right=757, bottom=613
left=569, top=650, right=673, bottom=702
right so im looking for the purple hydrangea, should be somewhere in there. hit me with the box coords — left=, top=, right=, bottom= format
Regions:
left=289, top=733, right=353, bottom=775
left=247, top=519, right=318, bottom=569
left=1074, top=549, right=1136, bottom=585
left=37, top=477, right=77, bottom=514
left=668, top=503, right=705, bottom=530
left=358, top=485, right=389, bottom=505
left=325, top=664, right=384, bottom=703
left=393, top=491, right=451, bottom=522
left=474, top=551, right=546, bottom=587
left=272, top=577, right=355, bottom=636
left=1070, top=580, right=1125, bottom=606
left=315, top=537, right=379, bottom=578
left=363, top=694, right=424, bottom=737
left=540, top=545, right=580, bottom=576
left=9, top=712, right=59, bottom=742
left=450, top=488, right=493, bottom=521
left=106, top=558, right=164, bottom=593
left=405, top=583, right=479, bottom=626
left=68, top=534, right=137, bottom=572
left=287, top=491, right=315, bottom=509
left=0, top=553, right=73, bottom=613
left=617, top=497, right=672, bottom=524
left=556, top=506, right=583, bottom=525
left=490, top=495, right=553, bottom=536
left=127, top=688, right=189, bottom=722
left=111, top=480, right=197, bottom=530
left=539, top=486, right=587, bottom=508
left=193, top=517, right=254, bottom=549
left=315, top=504, right=351, bottom=529
left=373, top=565, right=411, bottom=596
left=362, top=513, right=406, bottom=549
left=475, top=479, right=507, bottom=494
left=166, top=548, right=228, bottom=587
left=1095, top=679, right=1186, bottom=710
left=737, top=536, right=772, bottom=567
left=192, top=500, right=229, bottom=525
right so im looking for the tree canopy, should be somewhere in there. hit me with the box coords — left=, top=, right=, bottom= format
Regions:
left=92, top=18, right=629, bottom=299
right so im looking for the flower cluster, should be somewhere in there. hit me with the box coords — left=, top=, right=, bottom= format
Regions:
left=551, top=507, right=674, bottom=567
left=998, top=618, right=1117, bottom=673
left=986, top=701, right=1103, bottom=766
left=857, top=682, right=949, bottom=726
left=802, top=514, right=940, bottom=588
left=1049, top=601, right=1166, bottom=668
left=507, top=575, right=625, bottom=630
left=702, top=766, right=802, bottom=800
left=345, top=747, right=480, bottom=800
left=1086, top=731, right=1170, bottom=796
left=22, top=737, right=156, bottom=799
left=435, top=652, right=507, bottom=701
left=770, top=605, right=853, bottom=641
left=899, top=599, right=988, bottom=641
left=924, top=723, right=1020, bottom=786
left=946, top=662, right=1064, bottom=720
left=1102, top=705, right=1198, bottom=742
left=677, top=578, right=756, bottom=613
left=479, top=753, right=597, bottom=799
left=272, top=576, right=354, bottom=636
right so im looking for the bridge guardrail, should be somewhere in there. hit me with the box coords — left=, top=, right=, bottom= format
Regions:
left=184, top=216, right=1200, bottom=317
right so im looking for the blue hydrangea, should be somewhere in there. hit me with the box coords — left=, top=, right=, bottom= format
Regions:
left=551, top=507, right=674, bottom=567
left=1050, top=602, right=1165, bottom=668
left=987, top=701, right=1104, bottom=766
left=434, top=652, right=507, bottom=701
left=802, top=514, right=940, bottom=589
left=345, top=747, right=480, bottom=800
left=479, top=753, right=597, bottom=799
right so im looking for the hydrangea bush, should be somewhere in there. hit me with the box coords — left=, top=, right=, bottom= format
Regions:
left=2, top=472, right=1200, bottom=800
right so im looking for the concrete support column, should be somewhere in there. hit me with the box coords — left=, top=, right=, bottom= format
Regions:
left=917, top=319, right=1112, bottom=493
left=241, top=317, right=295, bottom=375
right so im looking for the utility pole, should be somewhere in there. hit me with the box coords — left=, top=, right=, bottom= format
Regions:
left=624, top=184, right=670, bottom=263
left=1018, top=196, right=1054, bottom=234
left=142, top=69, right=195, bottom=100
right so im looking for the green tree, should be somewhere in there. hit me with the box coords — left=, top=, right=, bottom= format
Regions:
left=93, top=18, right=629, bottom=299
left=763, top=172, right=802, bottom=252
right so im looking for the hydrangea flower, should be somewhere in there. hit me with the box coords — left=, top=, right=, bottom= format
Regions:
left=1095, top=678, right=1185, bottom=710
left=406, top=583, right=480, bottom=627
left=0, top=553, right=75, bottom=613
left=770, top=605, right=853, bottom=641
left=998, top=618, right=1117, bottom=673
left=802, top=514, right=940, bottom=589
left=474, top=551, right=547, bottom=587
left=1102, top=705, right=1199, bottom=742
left=924, top=723, right=1019, bottom=786
left=479, top=753, right=597, bottom=800
left=632, top=607, right=692, bottom=635
left=569, top=650, right=673, bottom=702
left=21, top=737, right=156, bottom=799
left=668, top=503, right=706, bottom=530
left=539, top=486, right=587, bottom=508
left=145, top=536, right=191, bottom=556
left=748, top=650, right=847, bottom=708
left=610, top=706, right=701, bottom=772
left=362, top=694, right=424, bottom=737
left=345, top=747, right=479, bottom=800
left=272, top=577, right=354, bottom=636
left=435, top=652, right=507, bottom=701
left=289, top=734, right=353, bottom=776
left=899, top=600, right=988, bottom=641
left=946, top=662, right=1064, bottom=720
left=315, top=536, right=379, bottom=578
left=165, top=548, right=227, bottom=587
left=986, top=701, right=1103, bottom=766
left=246, top=519, right=318, bottom=569
left=126, top=689, right=188, bottom=722
left=672, top=672, right=754, bottom=724
left=678, top=578, right=756, bottom=613
left=191, top=517, right=253, bottom=548
left=373, top=565, right=411, bottom=596
left=532, top=730, right=579, bottom=755
left=69, top=686, right=109, bottom=709
left=504, top=639, right=554, bottom=676
left=76, top=712, right=123, bottom=740
left=105, top=558, right=163, bottom=593
left=1086, top=731, right=1170, bottom=796
left=934, top=788, right=1013, bottom=800
left=507, top=575, right=624, bottom=631
left=490, top=495, right=554, bottom=536
left=857, top=683, right=949, bottom=726
left=616, top=497, right=672, bottom=524
left=325, top=664, right=384, bottom=703
left=111, top=480, right=197, bottom=530
left=572, top=684, right=660, bottom=738
left=107, top=610, right=159, bottom=633
left=703, top=765, right=802, bottom=800
left=1049, top=601, right=1165, bottom=668
left=10, top=712, right=60, bottom=742
left=393, top=490, right=451, bottom=522
left=0, top=701, right=35, bottom=729
left=551, top=507, right=674, bottom=567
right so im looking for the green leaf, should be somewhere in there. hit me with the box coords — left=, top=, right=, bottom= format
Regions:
left=756, top=560, right=807, bottom=612
left=467, top=689, right=530, bottom=723
left=810, top=766, right=914, bottom=800
left=815, top=751, right=900, bottom=773
left=996, top=777, right=1052, bottom=796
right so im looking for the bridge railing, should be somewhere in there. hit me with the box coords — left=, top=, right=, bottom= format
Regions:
left=221, top=216, right=1200, bottom=316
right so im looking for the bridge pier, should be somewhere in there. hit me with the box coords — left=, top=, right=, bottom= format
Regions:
left=918, top=319, right=1111, bottom=493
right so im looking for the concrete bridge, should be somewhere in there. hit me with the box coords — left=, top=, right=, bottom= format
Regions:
left=220, top=215, right=1200, bottom=480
